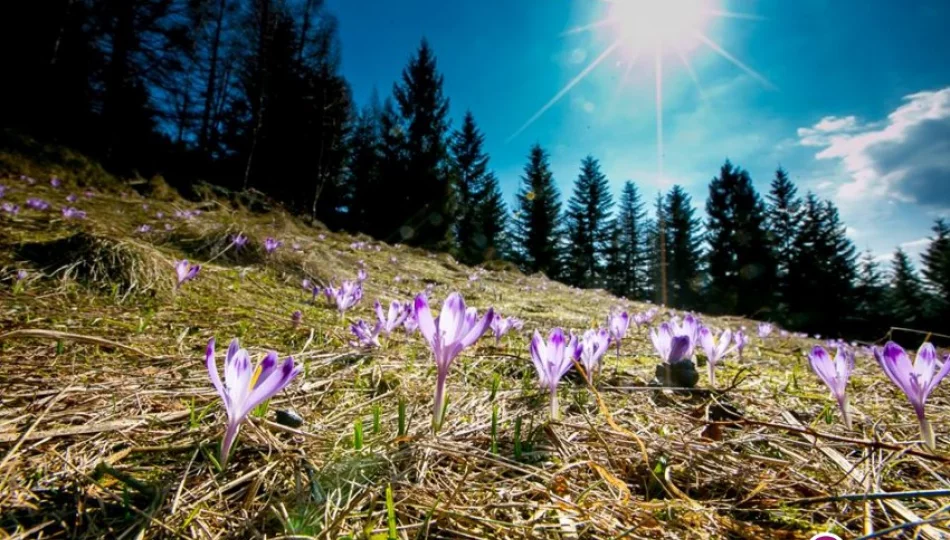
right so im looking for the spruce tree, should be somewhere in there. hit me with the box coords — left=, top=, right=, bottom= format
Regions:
left=475, top=172, right=510, bottom=261
left=921, top=219, right=950, bottom=320
left=645, top=193, right=666, bottom=304
left=391, top=39, right=453, bottom=249
left=615, top=181, right=648, bottom=300
left=514, top=144, right=563, bottom=276
left=374, top=97, right=408, bottom=240
left=565, top=156, right=614, bottom=287
left=603, top=222, right=625, bottom=297
left=347, top=97, right=382, bottom=232
left=854, top=250, right=888, bottom=339
left=889, top=248, right=926, bottom=327
left=449, top=111, right=490, bottom=264
left=704, top=160, right=776, bottom=316
left=665, top=185, right=703, bottom=309
left=766, top=167, right=802, bottom=320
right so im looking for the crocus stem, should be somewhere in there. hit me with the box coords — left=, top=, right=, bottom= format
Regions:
left=918, top=413, right=935, bottom=450
left=220, top=421, right=241, bottom=468
left=707, top=362, right=716, bottom=388
left=838, top=395, right=852, bottom=430
left=432, top=369, right=448, bottom=433
left=550, top=388, right=559, bottom=420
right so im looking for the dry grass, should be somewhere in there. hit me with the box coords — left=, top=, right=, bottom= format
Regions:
left=1, top=156, right=949, bottom=539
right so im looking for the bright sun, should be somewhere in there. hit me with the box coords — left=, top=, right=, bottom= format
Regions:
left=607, top=0, right=712, bottom=53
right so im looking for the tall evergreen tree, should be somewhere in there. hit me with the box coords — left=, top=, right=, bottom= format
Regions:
left=786, top=194, right=858, bottom=334
left=475, top=172, right=510, bottom=261
left=391, top=39, right=453, bottom=249
left=603, top=221, right=625, bottom=296
left=565, top=156, right=614, bottom=287
left=645, top=192, right=666, bottom=304
left=449, top=111, right=490, bottom=264
left=665, top=185, right=703, bottom=309
left=854, top=250, right=888, bottom=339
left=889, top=248, right=926, bottom=327
left=347, top=97, right=382, bottom=232
left=921, top=219, right=950, bottom=321
left=613, top=181, right=648, bottom=299
left=766, top=167, right=802, bottom=320
left=514, top=144, right=562, bottom=276
left=704, top=160, right=776, bottom=316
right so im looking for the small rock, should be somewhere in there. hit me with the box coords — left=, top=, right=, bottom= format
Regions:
left=275, top=409, right=304, bottom=428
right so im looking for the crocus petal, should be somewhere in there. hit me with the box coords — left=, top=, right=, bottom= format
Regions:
left=415, top=294, right=436, bottom=345
left=914, top=343, right=938, bottom=390
left=206, top=338, right=227, bottom=406
left=240, top=357, right=300, bottom=418
left=669, top=335, right=691, bottom=364
left=438, top=293, right=466, bottom=343
left=459, top=308, right=493, bottom=348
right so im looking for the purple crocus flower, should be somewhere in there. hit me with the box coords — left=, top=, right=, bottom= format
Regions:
left=530, top=328, right=578, bottom=419
left=0, top=184, right=7, bottom=198
left=156, top=211, right=165, bottom=219
left=175, top=259, right=200, bottom=289
left=650, top=322, right=692, bottom=364
left=84, top=190, right=95, bottom=198
left=164, top=223, right=173, bottom=231
left=608, top=311, right=630, bottom=358
left=327, top=280, right=362, bottom=314
left=301, top=279, right=320, bottom=302
left=490, top=314, right=524, bottom=346
left=351, top=319, right=382, bottom=348
left=50, top=176, right=61, bottom=188
left=136, top=224, right=152, bottom=233
left=698, top=326, right=733, bottom=387
left=232, top=233, right=248, bottom=249
left=20, top=175, right=36, bottom=185
left=61, top=207, right=86, bottom=219
left=874, top=341, right=950, bottom=450
left=808, top=346, right=854, bottom=429
left=415, top=292, right=493, bottom=431
left=357, top=268, right=368, bottom=282
left=758, top=322, right=773, bottom=338
left=205, top=337, right=300, bottom=467
left=375, top=300, right=409, bottom=336
left=576, top=328, right=610, bottom=381
left=16, top=269, right=28, bottom=281
left=66, top=194, right=78, bottom=203
left=264, top=237, right=282, bottom=254
left=291, top=310, right=303, bottom=328
left=403, top=302, right=419, bottom=334
left=317, top=233, right=326, bottom=241
left=2, top=202, right=19, bottom=215
left=26, top=198, right=50, bottom=211
left=734, top=328, right=747, bottom=360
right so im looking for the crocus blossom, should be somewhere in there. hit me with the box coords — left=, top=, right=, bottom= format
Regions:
left=808, top=346, right=854, bottom=429
left=351, top=319, right=382, bottom=348
left=291, top=310, right=303, bottom=328
left=576, top=328, right=610, bottom=381
left=357, top=268, right=368, bottom=282
left=61, top=207, right=86, bottom=219
left=375, top=300, right=409, bottom=335
left=175, top=259, right=200, bottom=289
left=136, top=224, right=152, bottom=233
left=734, top=328, right=747, bottom=360
left=66, top=194, right=78, bottom=203
left=26, top=198, right=50, bottom=211
left=327, top=280, right=362, bottom=313
left=403, top=302, right=419, bottom=334
left=0, top=184, right=7, bottom=198
left=2, top=202, right=19, bottom=215
left=650, top=323, right=692, bottom=365
left=205, top=337, right=300, bottom=466
left=16, top=270, right=28, bottom=281
left=50, top=176, right=61, bottom=188
left=490, top=314, right=524, bottom=345
left=608, top=311, right=630, bottom=357
left=874, top=341, right=950, bottom=450
left=698, top=326, right=733, bottom=387
left=232, top=233, right=248, bottom=249
left=264, top=237, right=282, bottom=254
left=415, top=292, right=493, bottom=431
left=758, top=322, right=773, bottom=338
left=530, top=328, right=578, bottom=419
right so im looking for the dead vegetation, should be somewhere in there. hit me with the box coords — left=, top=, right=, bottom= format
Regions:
left=0, top=156, right=949, bottom=539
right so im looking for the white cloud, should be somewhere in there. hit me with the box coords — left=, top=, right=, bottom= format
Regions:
left=796, top=88, right=950, bottom=210
left=899, top=237, right=930, bottom=252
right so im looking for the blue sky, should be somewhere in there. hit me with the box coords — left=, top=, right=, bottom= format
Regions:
left=325, top=0, right=950, bottom=264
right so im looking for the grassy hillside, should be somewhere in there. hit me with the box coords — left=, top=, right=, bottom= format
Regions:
left=1, top=148, right=948, bottom=539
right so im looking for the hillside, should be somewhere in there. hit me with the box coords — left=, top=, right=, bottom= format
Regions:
left=1, top=148, right=948, bottom=539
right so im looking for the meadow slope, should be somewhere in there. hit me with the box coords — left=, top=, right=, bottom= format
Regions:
left=1, top=150, right=948, bottom=539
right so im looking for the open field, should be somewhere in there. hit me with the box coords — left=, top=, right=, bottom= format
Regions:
left=1, top=150, right=949, bottom=539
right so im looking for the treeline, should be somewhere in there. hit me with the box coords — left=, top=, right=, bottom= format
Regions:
left=3, top=0, right=948, bottom=339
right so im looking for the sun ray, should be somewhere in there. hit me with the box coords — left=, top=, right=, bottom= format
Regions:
left=507, top=40, right=622, bottom=142
left=703, top=9, right=765, bottom=21
left=560, top=19, right=612, bottom=37
left=694, top=32, right=776, bottom=89
left=654, top=45, right=664, bottom=179
left=675, top=47, right=707, bottom=103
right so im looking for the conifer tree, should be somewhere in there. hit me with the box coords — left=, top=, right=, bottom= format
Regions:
left=614, top=181, right=648, bottom=299
left=889, top=248, right=926, bottom=327
left=347, top=97, right=382, bottom=232
left=665, top=185, right=703, bottom=309
left=565, top=156, right=614, bottom=287
left=921, top=219, right=950, bottom=320
left=766, top=167, right=802, bottom=320
left=449, top=111, right=490, bottom=264
left=645, top=192, right=666, bottom=304
left=854, top=250, right=888, bottom=338
left=704, top=160, right=776, bottom=316
left=475, top=172, right=510, bottom=261
left=391, top=39, right=453, bottom=249
left=603, top=222, right=625, bottom=296
left=514, top=144, right=563, bottom=276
